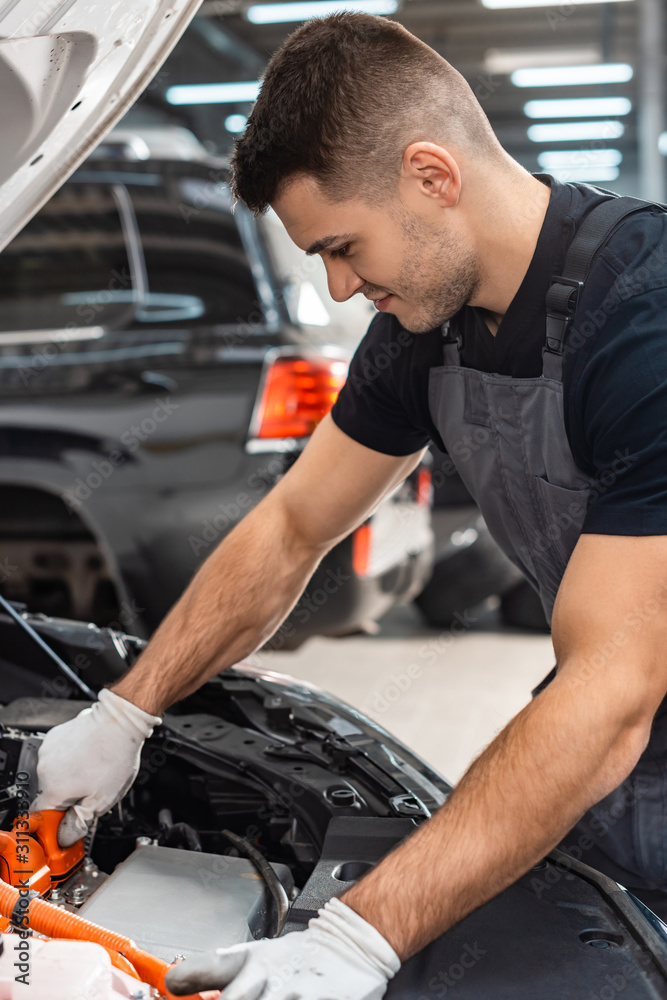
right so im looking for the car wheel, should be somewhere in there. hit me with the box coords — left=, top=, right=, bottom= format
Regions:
left=414, top=513, right=522, bottom=628
left=500, top=580, right=550, bottom=632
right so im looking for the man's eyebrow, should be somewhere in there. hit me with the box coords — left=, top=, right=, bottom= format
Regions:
left=305, top=233, right=353, bottom=256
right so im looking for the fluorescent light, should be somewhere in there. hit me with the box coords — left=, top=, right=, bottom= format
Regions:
left=546, top=166, right=620, bottom=182
left=537, top=149, right=622, bottom=168
left=512, top=63, right=632, bottom=87
left=485, top=46, right=600, bottom=75
left=166, top=81, right=261, bottom=105
left=524, top=97, right=632, bottom=118
left=528, top=120, right=625, bottom=142
left=247, top=0, right=398, bottom=23
left=225, top=114, right=248, bottom=133
left=659, top=132, right=667, bottom=156
left=483, top=0, right=630, bottom=8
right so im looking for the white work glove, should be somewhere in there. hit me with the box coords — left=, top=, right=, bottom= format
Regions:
left=32, top=688, right=161, bottom=847
left=165, top=896, right=400, bottom=1000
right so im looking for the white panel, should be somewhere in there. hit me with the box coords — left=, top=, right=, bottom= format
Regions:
left=0, top=0, right=203, bottom=251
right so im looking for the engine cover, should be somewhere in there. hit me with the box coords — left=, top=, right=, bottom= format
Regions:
left=78, top=844, right=292, bottom=963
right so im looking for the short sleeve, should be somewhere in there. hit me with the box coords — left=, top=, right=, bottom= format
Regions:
left=331, top=313, right=432, bottom=457
left=572, top=282, right=667, bottom=535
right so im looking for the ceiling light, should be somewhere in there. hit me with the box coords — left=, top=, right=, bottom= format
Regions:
left=225, top=114, right=248, bottom=133
left=546, top=166, right=620, bottom=182
left=528, top=120, right=625, bottom=142
left=659, top=132, right=667, bottom=156
left=512, top=63, right=632, bottom=87
left=166, top=81, right=261, bottom=105
left=537, top=149, right=622, bottom=168
left=485, top=46, right=600, bottom=75
left=482, top=0, right=631, bottom=8
left=247, top=0, right=398, bottom=24
left=524, top=97, right=632, bottom=118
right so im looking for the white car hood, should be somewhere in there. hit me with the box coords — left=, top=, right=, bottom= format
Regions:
left=0, top=0, right=202, bottom=252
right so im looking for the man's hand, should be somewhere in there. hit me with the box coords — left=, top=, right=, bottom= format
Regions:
left=31, top=689, right=161, bottom=846
left=164, top=897, right=400, bottom=999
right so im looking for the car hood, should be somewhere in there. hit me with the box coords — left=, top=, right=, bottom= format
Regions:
left=0, top=0, right=202, bottom=252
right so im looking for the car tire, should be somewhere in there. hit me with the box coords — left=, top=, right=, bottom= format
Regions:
left=414, top=513, right=522, bottom=629
left=500, top=580, right=550, bottom=632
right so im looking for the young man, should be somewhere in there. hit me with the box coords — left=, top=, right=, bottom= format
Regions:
left=34, top=14, right=667, bottom=999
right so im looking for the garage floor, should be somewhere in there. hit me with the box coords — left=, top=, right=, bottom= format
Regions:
left=252, top=603, right=555, bottom=786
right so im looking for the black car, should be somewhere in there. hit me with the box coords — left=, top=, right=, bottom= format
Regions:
left=0, top=133, right=433, bottom=646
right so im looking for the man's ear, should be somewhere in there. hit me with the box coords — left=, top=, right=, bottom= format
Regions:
left=399, top=142, right=462, bottom=208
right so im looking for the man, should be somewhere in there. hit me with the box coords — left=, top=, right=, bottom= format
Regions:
left=33, top=13, right=667, bottom=999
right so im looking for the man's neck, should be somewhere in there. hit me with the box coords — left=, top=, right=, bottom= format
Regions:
left=478, top=307, right=502, bottom=337
left=467, top=172, right=552, bottom=332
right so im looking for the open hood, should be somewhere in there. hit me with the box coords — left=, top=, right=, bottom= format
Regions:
left=0, top=0, right=202, bottom=252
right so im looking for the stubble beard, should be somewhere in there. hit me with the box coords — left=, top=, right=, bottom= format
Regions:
left=394, top=217, right=481, bottom=334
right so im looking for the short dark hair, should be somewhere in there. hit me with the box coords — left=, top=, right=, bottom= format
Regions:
left=231, top=13, right=504, bottom=215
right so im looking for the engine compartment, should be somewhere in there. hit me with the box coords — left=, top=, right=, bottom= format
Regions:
left=0, top=673, right=439, bottom=997
left=0, top=650, right=448, bottom=968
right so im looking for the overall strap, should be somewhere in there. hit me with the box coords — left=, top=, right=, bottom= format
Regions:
left=542, top=194, right=663, bottom=380
left=440, top=319, right=461, bottom=365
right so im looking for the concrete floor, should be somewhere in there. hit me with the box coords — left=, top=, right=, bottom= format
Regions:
left=250, top=603, right=556, bottom=786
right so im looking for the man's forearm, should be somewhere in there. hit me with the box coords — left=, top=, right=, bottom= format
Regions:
left=111, top=497, right=324, bottom=714
left=342, top=669, right=650, bottom=960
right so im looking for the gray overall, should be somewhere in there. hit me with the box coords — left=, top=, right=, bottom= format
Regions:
left=428, top=193, right=667, bottom=913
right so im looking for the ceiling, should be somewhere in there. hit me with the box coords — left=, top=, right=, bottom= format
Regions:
left=125, top=0, right=666, bottom=196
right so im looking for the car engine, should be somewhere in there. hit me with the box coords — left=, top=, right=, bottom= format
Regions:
left=0, top=612, right=448, bottom=998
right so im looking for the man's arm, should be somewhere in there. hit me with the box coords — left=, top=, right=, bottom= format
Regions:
left=342, top=533, right=667, bottom=959
left=112, top=414, right=423, bottom=715
left=33, top=414, right=424, bottom=844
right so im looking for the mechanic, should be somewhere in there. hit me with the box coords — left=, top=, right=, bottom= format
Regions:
left=33, top=13, right=667, bottom=999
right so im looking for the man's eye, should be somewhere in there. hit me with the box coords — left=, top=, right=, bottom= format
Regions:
left=330, top=244, right=350, bottom=259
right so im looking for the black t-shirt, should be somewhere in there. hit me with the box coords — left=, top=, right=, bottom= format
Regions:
left=331, top=174, right=667, bottom=536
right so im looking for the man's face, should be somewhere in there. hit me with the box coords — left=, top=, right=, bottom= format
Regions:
left=272, top=174, right=480, bottom=334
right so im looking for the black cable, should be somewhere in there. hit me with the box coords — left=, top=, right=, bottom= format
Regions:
left=220, top=828, right=290, bottom=937
left=161, top=821, right=202, bottom=852
left=0, top=594, right=96, bottom=699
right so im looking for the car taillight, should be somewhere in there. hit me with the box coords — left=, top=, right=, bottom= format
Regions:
left=255, top=355, right=349, bottom=440
left=352, top=523, right=372, bottom=576
left=416, top=468, right=432, bottom=506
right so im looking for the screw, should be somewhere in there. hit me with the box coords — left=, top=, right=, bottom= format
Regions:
left=67, top=883, right=88, bottom=905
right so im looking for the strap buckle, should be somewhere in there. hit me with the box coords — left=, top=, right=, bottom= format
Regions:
left=544, top=275, right=584, bottom=355
left=440, top=321, right=462, bottom=349
left=548, top=273, right=585, bottom=307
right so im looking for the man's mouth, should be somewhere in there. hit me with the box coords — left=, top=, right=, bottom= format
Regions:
left=371, top=294, right=393, bottom=312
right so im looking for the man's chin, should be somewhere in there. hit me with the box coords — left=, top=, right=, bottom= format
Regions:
left=387, top=304, right=423, bottom=334
left=398, top=302, right=465, bottom=335
left=398, top=312, right=447, bottom=335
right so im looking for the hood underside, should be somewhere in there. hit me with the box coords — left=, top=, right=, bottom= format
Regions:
left=0, top=0, right=202, bottom=252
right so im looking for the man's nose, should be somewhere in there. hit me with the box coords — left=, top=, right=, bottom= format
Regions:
left=325, top=260, right=365, bottom=303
